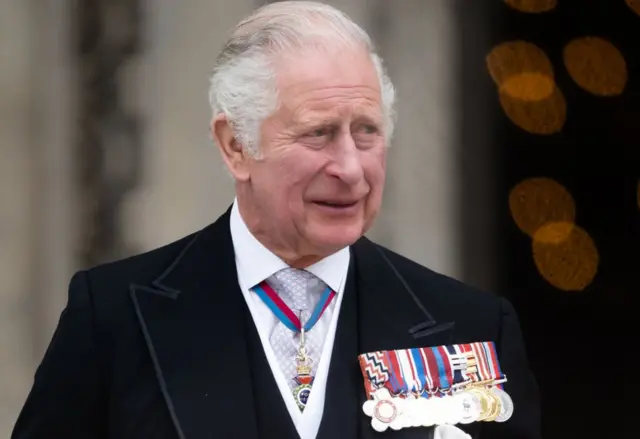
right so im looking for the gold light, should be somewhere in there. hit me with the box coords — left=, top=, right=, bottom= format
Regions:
left=532, top=221, right=575, bottom=245
left=563, top=37, right=628, bottom=97
left=487, top=41, right=554, bottom=86
left=509, top=177, right=576, bottom=238
left=500, top=72, right=554, bottom=101
left=532, top=223, right=599, bottom=291
left=487, top=41, right=565, bottom=134
left=499, top=85, right=566, bottom=134
left=626, top=0, right=640, bottom=17
left=505, top=0, right=557, bottom=13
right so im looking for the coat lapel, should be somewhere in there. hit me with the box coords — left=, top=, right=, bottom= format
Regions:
left=320, top=237, right=454, bottom=439
left=353, top=237, right=455, bottom=354
left=130, top=209, right=259, bottom=439
left=354, top=238, right=455, bottom=439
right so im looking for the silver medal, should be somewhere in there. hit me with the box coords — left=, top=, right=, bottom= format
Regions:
left=440, top=394, right=463, bottom=425
left=429, top=396, right=449, bottom=426
left=417, top=397, right=438, bottom=427
left=453, top=390, right=482, bottom=424
left=403, top=395, right=423, bottom=428
left=491, top=387, right=514, bottom=422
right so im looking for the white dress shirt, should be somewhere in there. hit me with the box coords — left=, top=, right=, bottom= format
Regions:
left=229, top=200, right=350, bottom=439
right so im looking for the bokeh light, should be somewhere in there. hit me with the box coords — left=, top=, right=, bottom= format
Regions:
left=509, top=177, right=576, bottom=238
left=504, top=0, right=557, bottom=13
left=563, top=37, right=628, bottom=96
left=501, top=72, right=555, bottom=101
left=487, top=41, right=565, bottom=133
left=499, top=85, right=566, bottom=134
left=626, top=0, right=640, bottom=17
left=487, top=41, right=554, bottom=86
left=531, top=221, right=575, bottom=245
left=532, top=223, right=599, bottom=291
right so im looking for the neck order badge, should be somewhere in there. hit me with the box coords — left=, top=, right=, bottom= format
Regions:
left=253, top=279, right=336, bottom=410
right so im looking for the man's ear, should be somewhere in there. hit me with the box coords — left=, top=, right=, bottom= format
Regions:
left=211, top=113, right=251, bottom=182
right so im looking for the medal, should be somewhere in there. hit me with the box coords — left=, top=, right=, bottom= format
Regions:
left=292, top=328, right=314, bottom=410
left=253, top=280, right=336, bottom=411
left=422, top=346, right=457, bottom=426
left=417, top=395, right=439, bottom=427
left=402, top=393, right=424, bottom=428
left=491, top=386, right=514, bottom=422
left=362, top=388, right=405, bottom=432
left=483, top=389, right=502, bottom=421
left=357, top=341, right=514, bottom=431
left=453, top=389, right=482, bottom=424
left=440, top=393, right=464, bottom=425
left=469, top=387, right=492, bottom=421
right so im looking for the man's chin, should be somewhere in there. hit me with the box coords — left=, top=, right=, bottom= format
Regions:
left=308, top=225, right=364, bottom=252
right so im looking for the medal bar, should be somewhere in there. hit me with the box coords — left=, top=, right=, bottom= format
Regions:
left=358, top=341, right=514, bottom=432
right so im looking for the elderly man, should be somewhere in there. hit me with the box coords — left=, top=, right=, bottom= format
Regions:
left=12, top=2, right=540, bottom=439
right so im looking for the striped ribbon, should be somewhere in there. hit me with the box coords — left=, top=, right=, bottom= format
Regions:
left=358, top=341, right=506, bottom=398
left=253, top=280, right=336, bottom=332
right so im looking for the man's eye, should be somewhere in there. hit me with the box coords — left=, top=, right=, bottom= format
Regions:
left=361, top=125, right=378, bottom=134
left=310, top=128, right=330, bottom=137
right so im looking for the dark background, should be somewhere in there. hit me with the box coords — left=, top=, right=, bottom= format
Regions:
left=458, top=1, right=638, bottom=437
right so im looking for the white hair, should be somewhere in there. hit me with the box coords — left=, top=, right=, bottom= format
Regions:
left=208, top=0, right=396, bottom=155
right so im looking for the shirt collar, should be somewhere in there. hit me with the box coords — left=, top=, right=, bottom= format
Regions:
left=229, top=199, right=350, bottom=292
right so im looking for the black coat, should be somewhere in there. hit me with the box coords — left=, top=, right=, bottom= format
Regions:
left=12, top=208, right=541, bottom=439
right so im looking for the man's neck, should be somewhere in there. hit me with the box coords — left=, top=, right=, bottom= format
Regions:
left=235, top=198, right=328, bottom=269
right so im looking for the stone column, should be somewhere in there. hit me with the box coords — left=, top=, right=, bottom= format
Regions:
left=122, top=0, right=258, bottom=249
left=364, top=0, right=461, bottom=279
left=0, top=0, right=76, bottom=435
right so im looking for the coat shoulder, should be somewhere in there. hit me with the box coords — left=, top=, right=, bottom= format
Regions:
left=87, top=230, right=200, bottom=288
left=375, top=243, right=504, bottom=314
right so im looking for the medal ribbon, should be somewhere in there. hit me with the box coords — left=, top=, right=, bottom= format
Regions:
left=396, top=350, right=420, bottom=394
left=424, top=346, right=454, bottom=394
left=358, top=341, right=508, bottom=397
left=445, top=345, right=467, bottom=384
left=253, top=280, right=336, bottom=333
left=384, top=350, right=408, bottom=395
left=474, top=341, right=505, bottom=389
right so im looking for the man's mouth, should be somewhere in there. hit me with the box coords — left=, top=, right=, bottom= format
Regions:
left=313, top=200, right=358, bottom=208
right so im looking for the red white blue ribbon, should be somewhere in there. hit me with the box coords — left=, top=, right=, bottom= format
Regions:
left=358, top=341, right=506, bottom=398
left=253, top=280, right=336, bottom=333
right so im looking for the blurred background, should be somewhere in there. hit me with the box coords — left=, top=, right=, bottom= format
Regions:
left=1, top=0, right=637, bottom=437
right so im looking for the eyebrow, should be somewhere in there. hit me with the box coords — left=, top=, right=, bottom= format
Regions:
left=293, top=112, right=383, bottom=129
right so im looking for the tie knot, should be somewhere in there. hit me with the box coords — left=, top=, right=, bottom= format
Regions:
left=268, top=268, right=323, bottom=312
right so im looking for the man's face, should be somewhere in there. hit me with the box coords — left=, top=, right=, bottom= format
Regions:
left=240, top=48, right=387, bottom=260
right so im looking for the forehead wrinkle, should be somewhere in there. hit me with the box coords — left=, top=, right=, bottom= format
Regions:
left=289, top=91, right=382, bottom=126
left=285, top=84, right=380, bottom=105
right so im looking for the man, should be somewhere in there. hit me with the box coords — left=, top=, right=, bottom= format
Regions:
left=12, top=2, right=540, bottom=439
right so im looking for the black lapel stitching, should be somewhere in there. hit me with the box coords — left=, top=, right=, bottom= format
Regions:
left=129, top=284, right=186, bottom=439
left=131, top=284, right=179, bottom=300
left=412, top=321, right=456, bottom=339
left=374, top=245, right=437, bottom=331
left=151, top=228, right=204, bottom=294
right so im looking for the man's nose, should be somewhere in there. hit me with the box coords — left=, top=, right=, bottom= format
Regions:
left=325, top=133, right=364, bottom=185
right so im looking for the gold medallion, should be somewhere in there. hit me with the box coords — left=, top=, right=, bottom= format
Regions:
left=468, top=388, right=491, bottom=421
left=482, top=390, right=502, bottom=422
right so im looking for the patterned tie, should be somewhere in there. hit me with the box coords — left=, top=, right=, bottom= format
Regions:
left=266, top=268, right=327, bottom=392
